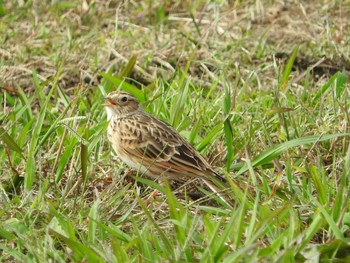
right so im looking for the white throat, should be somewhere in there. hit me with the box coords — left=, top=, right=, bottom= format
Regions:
left=105, top=107, right=115, bottom=121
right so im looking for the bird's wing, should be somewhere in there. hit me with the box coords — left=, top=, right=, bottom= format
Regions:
left=118, top=113, right=234, bottom=207
left=118, top=113, right=218, bottom=179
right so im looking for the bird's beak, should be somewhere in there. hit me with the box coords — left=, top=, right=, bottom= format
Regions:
left=101, top=97, right=116, bottom=107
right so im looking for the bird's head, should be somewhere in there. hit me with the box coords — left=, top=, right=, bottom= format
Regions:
left=102, top=91, right=142, bottom=119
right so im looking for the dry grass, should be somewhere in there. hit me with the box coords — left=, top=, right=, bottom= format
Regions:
left=2, top=1, right=349, bottom=91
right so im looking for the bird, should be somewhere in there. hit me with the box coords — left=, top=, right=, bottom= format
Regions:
left=102, top=90, right=233, bottom=206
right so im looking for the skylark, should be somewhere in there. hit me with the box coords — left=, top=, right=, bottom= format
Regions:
left=103, top=91, right=232, bottom=205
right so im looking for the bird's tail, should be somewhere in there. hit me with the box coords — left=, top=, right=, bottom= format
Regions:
left=202, top=176, right=235, bottom=208
left=203, top=170, right=252, bottom=208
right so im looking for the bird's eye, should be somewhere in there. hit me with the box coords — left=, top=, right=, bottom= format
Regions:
left=120, top=96, right=128, bottom=103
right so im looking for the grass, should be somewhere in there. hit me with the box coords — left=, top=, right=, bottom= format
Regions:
left=1, top=0, right=350, bottom=262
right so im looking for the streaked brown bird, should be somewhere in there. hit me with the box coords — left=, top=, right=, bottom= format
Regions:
left=103, top=91, right=233, bottom=205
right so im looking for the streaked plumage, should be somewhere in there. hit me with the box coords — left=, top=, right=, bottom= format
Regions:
left=103, top=91, right=232, bottom=205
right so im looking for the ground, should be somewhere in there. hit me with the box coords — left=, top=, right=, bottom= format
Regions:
left=0, top=0, right=350, bottom=262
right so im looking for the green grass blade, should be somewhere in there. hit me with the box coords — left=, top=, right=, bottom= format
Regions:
left=133, top=177, right=167, bottom=193
left=170, top=79, right=189, bottom=128
left=81, top=125, right=89, bottom=190
left=308, top=165, right=327, bottom=205
left=313, top=72, right=348, bottom=102
left=0, top=244, right=27, bottom=262
left=197, top=123, right=223, bottom=152
left=164, top=180, right=193, bottom=262
left=48, top=205, right=78, bottom=242
left=88, top=200, right=99, bottom=244
left=299, top=212, right=323, bottom=250
left=135, top=190, right=175, bottom=260
left=202, top=219, right=228, bottom=262
left=334, top=72, right=348, bottom=99
left=17, top=87, right=33, bottom=121
left=111, top=238, right=130, bottom=262
left=280, top=46, right=298, bottom=90
left=94, top=221, right=132, bottom=243
left=0, top=127, right=23, bottom=156
left=25, top=63, right=63, bottom=189
left=0, top=227, right=16, bottom=240
left=36, top=102, right=72, bottom=152
left=0, top=0, right=7, bottom=16
left=55, top=138, right=77, bottom=183
left=236, top=133, right=350, bottom=175
left=119, top=54, right=137, bottom=78
left=50, top=230, right=104, bottom=262
left=99, top=72, right=146, bottom=102
left=223, top=84, right=234, bottom=171
left=315, top=199, right=345, bottom=241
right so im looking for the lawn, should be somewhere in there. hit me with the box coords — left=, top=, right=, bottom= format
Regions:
left=1, top=0, right=350, bottom=262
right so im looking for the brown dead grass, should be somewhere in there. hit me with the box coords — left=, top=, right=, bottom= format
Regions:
left=1, top=1, right=349, bottom=94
